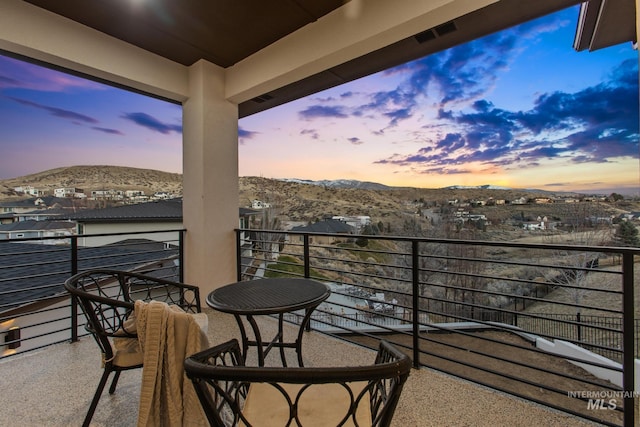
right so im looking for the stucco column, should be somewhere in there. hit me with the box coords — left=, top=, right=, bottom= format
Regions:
left=183, top=59, right=238, bottom=299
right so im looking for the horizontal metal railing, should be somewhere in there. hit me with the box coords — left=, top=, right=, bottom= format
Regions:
left=237, top=228, right=638, bottom=427
left=1, top=226, right=636, bottom=425
left=0, top=229, right=185, bottom=357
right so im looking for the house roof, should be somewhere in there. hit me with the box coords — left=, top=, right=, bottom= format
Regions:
left=0, top=196, right=79, bottom=209
left=18, top=0, right=609, bottom=118
left=240, top=208, right=260, bottom=217
left=63, top=199, right=254, bottom=224
left=63, top=199, right=183, bottom=223
left=0, top=240, right=179, bottom=311
left=0, top=220, right=75, bottom=233
left=291, top=219, right=354, bottom=234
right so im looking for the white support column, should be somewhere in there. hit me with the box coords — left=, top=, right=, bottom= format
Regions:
left=183, top=60, right=239, bottom=298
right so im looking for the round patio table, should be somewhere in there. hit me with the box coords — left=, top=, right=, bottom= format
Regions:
left=207, top=278, right=331, bottom=366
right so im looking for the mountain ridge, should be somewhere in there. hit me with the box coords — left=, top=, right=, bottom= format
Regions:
left=0, top=166, right=589, bottom=201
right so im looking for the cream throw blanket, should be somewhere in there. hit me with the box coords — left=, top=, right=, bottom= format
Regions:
left=134, top=300, right=209, bottom=427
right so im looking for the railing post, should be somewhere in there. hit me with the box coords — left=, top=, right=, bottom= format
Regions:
left=303, top=234, right=312, bottom=332
left=303, top=234, right=310, bottom=279
left=622, top=251, right=635, bottom=427
left=235, top=230, right=242, bottom=281
left=179, top=230, right=185, bottom=283
left=70, top=236, right=79, bottom=342
left=412, top=240, right=420, bottom=368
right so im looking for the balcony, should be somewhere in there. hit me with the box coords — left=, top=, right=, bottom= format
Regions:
left=1, top=228, right=638, bottom=426
left=1, top=308, right=608, bottom=427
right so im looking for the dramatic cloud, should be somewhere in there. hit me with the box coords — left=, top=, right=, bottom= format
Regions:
left=296, top=11, right=571, bottom=135
left=299, top=105, right=348, bottom=120
left=9, top=96, right=99, bottom=124
left=375, top=58, right=638, bottom=173
left=121, top=112, right=182, bottom=134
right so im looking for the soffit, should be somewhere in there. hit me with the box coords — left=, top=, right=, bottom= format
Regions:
left=23, top=0, right=634, bottom=118
left=23, top=0, right=347, bottom=68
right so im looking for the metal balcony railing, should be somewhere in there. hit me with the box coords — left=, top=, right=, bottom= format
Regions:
left=0, top=229, right=185, bottom=356
left=0, top=227, right=637, bottom=426
left=236, top=227, right=639, bottom=427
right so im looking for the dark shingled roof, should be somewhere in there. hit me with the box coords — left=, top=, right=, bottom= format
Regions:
left=0, top=241, right=179, bottom=311
left=291, top=219, right=354, bottom=234
left=0, top=196, right=78, bottom=209
left=0, top=220, right=75, bottom=232
left=63, top=199, right=183, bottom=223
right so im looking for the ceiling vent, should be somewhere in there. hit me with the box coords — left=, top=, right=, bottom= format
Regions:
left=414, top=20, right=457, bottom=44
left=414, top=29, right=436, bottom=44
left=251, top=94, right=274, bottom=103
left=434, top=21, right=457, bottom=36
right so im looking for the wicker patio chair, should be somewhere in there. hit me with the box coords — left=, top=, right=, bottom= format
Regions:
left=184, top=338, right=411, bottom=427
left=64, top=268, right=203, bottom=427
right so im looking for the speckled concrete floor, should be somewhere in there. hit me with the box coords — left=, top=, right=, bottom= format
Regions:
left=0, top=309, right=605, bottom=427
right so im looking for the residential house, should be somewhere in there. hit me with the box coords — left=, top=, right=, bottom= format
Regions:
left=54, top=187, right=83, bottom=198
left=63, top=199, right=184, bottom=246
left=90, top=189, right=123, bottom=200
left=0, top=220, right=75, bottom=242
left=289, top=219, right=354, bottom=245
left=14, top=186, right=46, bottom=197
left=331, top=215, right=371, bottom=233
left=251, top=200, right=271, bottom=209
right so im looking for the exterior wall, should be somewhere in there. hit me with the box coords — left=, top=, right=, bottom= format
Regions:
left=77, top=222, right=182, bottom=246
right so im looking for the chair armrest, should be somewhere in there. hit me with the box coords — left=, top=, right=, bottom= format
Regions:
left=125, top=270, right=202, bottom=313
left=65, top=268, right=202, bottom=313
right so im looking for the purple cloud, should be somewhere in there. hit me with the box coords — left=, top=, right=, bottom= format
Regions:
left=299, top=105, right=348, bottom=120
left=9, top=96, right=98, bottom=124
left=375, top=58, right=638, bottom=173
left=121, top=112, right=182, bottom=134
left=93, top=127, right=124, bottom=135
left=239, top=127, right=259, bottom=144
left=300, top=129, right=319, bottom=140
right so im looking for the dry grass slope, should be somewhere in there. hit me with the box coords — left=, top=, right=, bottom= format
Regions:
left=0, top=165, right=183, bottom=199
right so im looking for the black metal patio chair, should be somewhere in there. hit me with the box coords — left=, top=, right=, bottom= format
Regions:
left=184, top=338, right=411, bottom=427
left=64, top=268, right=203, bottom=427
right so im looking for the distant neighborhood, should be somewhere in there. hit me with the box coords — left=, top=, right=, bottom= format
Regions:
left=12, top=185, right=177, bottom=203
left=1, top=178, right=638, bottom=243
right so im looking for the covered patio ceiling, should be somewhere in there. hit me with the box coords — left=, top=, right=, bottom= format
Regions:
left=19, top=0, right=634, bottom=118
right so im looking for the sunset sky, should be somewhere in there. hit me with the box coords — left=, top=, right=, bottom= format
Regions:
left=0, top=5, right=638, bottom=194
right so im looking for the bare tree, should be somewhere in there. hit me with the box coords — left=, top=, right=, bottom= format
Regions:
left=541, top=201, right=615, bottom=314
left=252, top=180, right=286, bottom=262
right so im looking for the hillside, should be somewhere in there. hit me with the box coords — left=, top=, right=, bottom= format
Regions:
left=0, top=165, right=183, bottom=199
left=2, top=167, right=636, bottom=238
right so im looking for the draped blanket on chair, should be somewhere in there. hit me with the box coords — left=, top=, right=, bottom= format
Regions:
left=135, top=300, right=209, bottom=427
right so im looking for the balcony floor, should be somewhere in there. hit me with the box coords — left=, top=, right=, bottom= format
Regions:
left=1, top=309, right=603, bottom=426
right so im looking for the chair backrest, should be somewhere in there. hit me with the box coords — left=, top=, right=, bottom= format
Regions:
left=184, top=339, right=411, bottom=427
left=65, top=268, right=202, bottom=361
